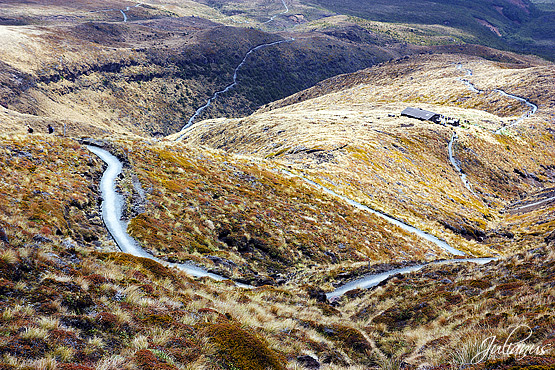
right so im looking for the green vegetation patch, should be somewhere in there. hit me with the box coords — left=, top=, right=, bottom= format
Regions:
left=205, top=321, right=285, bottom=370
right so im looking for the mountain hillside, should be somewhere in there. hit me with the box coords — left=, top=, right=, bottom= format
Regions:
left=0, top=17, right=394, bottom=136
left=179, top=53, right=555, bottom=257
left=306, top=0, right=555, bottom=60
left=1, top=0, right=555, bottom=369
left=1, top=0, right=554, bottom=140
left=1, top=52, right=555, bottom=369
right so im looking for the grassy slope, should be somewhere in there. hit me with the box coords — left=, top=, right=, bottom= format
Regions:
left=342, top=246, right=555, bottom=367
left=306, top=0, right=555, bottom=60
left=0, top=135, right=108, bottom=248
left=1, top=232, right=554, bottom=369
left=0, top=2, right=554, bottom=368
left=118, top=138, right=451, bottom=286
left=181, top=53, right=555, bottom=258
left=0, top=53, right=553, bottom=369
left=0, top=134, right=378, bottom=369
left=0, top=0, right=399, bottom=138
left=0, top=133, right=554, bottom=369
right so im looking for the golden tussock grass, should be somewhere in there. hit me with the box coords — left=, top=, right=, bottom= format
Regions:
left=0, top=52, right=553, bottom=370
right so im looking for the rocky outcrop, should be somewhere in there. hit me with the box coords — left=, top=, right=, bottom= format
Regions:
left=296, top=355, right=320, bottom=369
left=439, top=219, right=486, bottom=242
left=0, top=61, right=35, bottom=109
left=0, top=225, right=8, bottom=244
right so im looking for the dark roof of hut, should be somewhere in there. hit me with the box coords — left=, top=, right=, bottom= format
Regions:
left=401, top=107, right=438, bottom=120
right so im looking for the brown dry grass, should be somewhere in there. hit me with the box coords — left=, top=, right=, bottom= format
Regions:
left=110, top=137, right=450, bottom=288
left=180, top=53, right=555, bottom=257
left=0, top=49, right=553, bottom=369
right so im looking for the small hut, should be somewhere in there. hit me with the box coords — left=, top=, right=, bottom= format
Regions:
left=401, top=107, right=441, bottom=123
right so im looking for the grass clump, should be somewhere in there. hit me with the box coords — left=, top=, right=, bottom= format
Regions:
left=205, top=321, right=285, bottom=370
left=378, top=355, right=403, bottom=370
left=134, top=349, right=178, bottom=370
left=97, top=252, right=187, bottom=288
left=451, top=336, right=491, bottom=368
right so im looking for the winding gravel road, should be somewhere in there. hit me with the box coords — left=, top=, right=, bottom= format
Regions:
left=326, top=257, right=495, bottom=300
left=455, top=64, right=538, bottom=133
left=95, top=3, right=141, bottom=22
left=263, top=0, right=289, bottom=24
left=120, top=4, right=142, bottom=22
left=281, top=170, right=465, bottom=255
left=87, top=144, right=497, bottom=297
left=493, top=89, right=538, bottom=133
left=278, top=171, right=496, bottom=299
left=87, top=145, right=248, bottom=285
left=450, top=63, right=539, bottom=196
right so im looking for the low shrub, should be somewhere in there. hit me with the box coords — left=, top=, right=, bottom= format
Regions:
left=205, top=321, right=285, bottom=370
